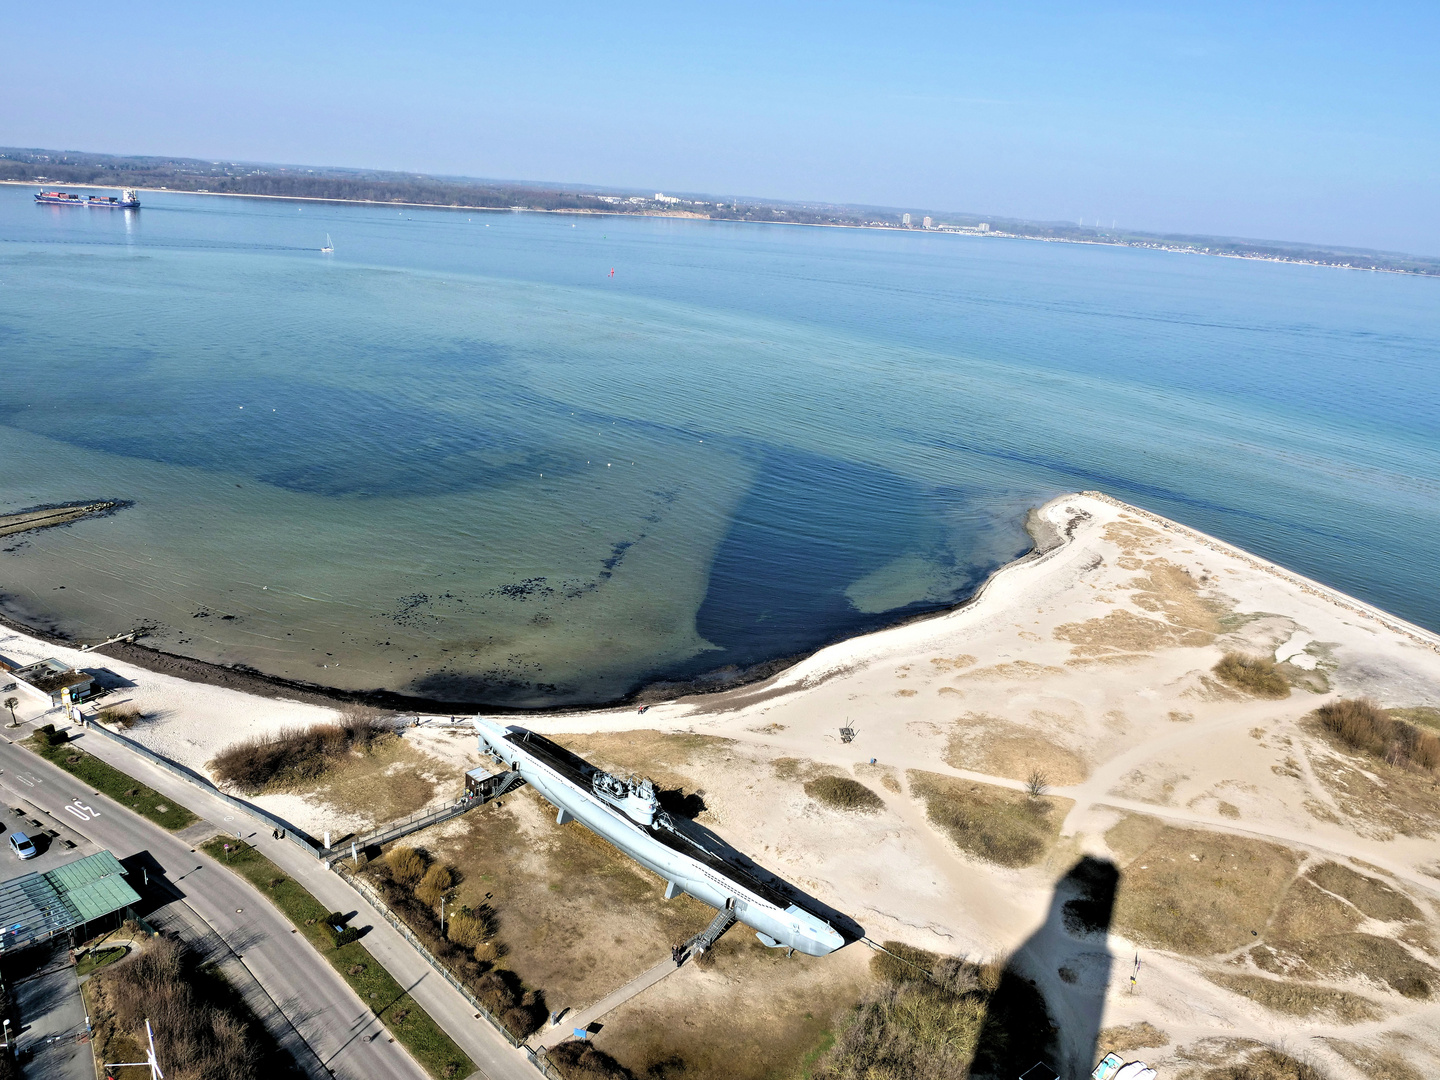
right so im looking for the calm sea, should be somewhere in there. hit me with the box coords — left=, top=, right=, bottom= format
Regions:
left=1, top=185, right=1436, bottom=705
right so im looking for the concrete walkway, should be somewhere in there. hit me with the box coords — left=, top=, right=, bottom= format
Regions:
left=533, top=958, right=680, bottom=1051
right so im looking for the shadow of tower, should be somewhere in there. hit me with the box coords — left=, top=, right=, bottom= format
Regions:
left=972, top=856, right=1120, bottom=1080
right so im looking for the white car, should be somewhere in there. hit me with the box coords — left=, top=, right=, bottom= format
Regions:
left=9, top=832, right=36, bottom=860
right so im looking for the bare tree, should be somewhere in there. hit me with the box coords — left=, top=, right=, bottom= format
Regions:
left=3, top=698, right=18, bottom=728
left=1025, top=768, right=1049, bottom=799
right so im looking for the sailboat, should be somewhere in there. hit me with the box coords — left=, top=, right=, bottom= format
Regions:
left=320, top=234, right=334, bottom=254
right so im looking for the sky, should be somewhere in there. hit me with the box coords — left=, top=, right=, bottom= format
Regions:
left=4, top=1, right=1439, bottom=255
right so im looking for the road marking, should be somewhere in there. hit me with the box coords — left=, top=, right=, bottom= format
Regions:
left=72, top=799, right=98, bottom=817
left=65, top=805, right=91, bottom=821
left=16, top=775, right=33, bottom=787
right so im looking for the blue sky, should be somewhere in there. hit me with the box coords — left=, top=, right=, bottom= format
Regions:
left=5, top=2, right=1438, bottom=254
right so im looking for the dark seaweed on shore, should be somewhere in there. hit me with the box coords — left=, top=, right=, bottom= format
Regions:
left=488, top=578, right=555, bottom=601
left=380, top=591, right=460, bottom=628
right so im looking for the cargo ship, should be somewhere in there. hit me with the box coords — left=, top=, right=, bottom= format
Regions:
left=34, top=188, right=141, bottom=209
left=87, top=189, right=141, bottom=208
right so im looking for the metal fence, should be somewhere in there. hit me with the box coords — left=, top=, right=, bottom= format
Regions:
left=79, top=721, right=324, bottom=857
left=527, top=1048, right=567, bottom=1080
left=333, top=863, right=525, bottom=1050
left=347, top=797, right=477, bottom=853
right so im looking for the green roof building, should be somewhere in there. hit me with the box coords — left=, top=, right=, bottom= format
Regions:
left=0, top=850, right=141, bottom=952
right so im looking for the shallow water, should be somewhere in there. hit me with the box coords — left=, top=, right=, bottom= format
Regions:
left=0, top=186, right=1436, bottom=705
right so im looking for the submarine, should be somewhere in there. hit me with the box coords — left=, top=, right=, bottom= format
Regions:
left=473, top=718, right=848, bottom=957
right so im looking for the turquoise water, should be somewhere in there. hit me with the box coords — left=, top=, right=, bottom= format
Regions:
left=1, top=185, right=1437, bottom=705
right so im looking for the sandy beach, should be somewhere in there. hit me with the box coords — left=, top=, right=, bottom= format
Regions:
left=4, top=491, right=1440, bottom=1077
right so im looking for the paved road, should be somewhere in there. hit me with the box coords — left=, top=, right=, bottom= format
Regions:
left=0, top=734, right=427, bottom=1080
left=43, top=725, right=539, bottom=1080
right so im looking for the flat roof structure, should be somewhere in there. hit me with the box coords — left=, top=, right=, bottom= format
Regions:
left=0, top=850, right=140, bottom=952
left=14, top=658, right=93, bottom=696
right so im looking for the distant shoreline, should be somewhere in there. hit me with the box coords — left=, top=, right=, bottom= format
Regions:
left=6, top=178, right=1426, bottom=277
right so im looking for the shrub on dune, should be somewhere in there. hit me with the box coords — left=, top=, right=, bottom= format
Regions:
left=1316, top=697, right=1440, bottom=772
left=1213, top=652, right=1290, bottom=698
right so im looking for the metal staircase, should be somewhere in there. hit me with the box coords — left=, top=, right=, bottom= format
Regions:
left=676, top=906, right=737, bottom=966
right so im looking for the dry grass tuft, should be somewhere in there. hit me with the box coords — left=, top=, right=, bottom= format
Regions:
left=1213, top=652, right=1290, bottom=698
left=446, top=907, right=497, bottom=949
left=211, top=707, right=389, bottom=792
left=1316, top=699, right=1440, bottom=772
left=1205, top=972, right=1380, bottom=1023
left=542, top=1040, right=634, bottom=1080
left=1202, top=1045, right=1327, bottom=1080
left=386, top=846, right=427, bottom=887
left=908, top=771, right=1068, bottom=867
left=416, top=863, right=456, bottom=907
left=1098, top=1021, right=1169, bottom=1054
left=99, top=704, right=145, bottom=729
left=804, top=775, right=884, bottom=813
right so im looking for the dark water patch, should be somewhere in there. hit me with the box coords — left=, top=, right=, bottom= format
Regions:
left=599, top=540, right=633, bottom=578
left=406, top=668, right=561, bottom=704
left=0, top=367, right=582, bottom=499
left=682, top=446, right=1016, bottom=675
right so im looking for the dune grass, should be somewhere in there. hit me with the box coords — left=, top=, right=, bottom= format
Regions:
left=804, top=775, right=884, bottom=812
left=1203, top=1046, right=1327, bottom=1080
left=1106, top=814, right=1300, bottom=955
left=1205, top=971, right=1380, bottom=1023
left=908, top=771, right=1067, bottom=867
left=201, top=837, right=473, bottom=1080
left=1212, top=652, right=1290, bottom=698
left=210, top=707, right=388, bottom=793
left=24, top=733, right=197, bottom=830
